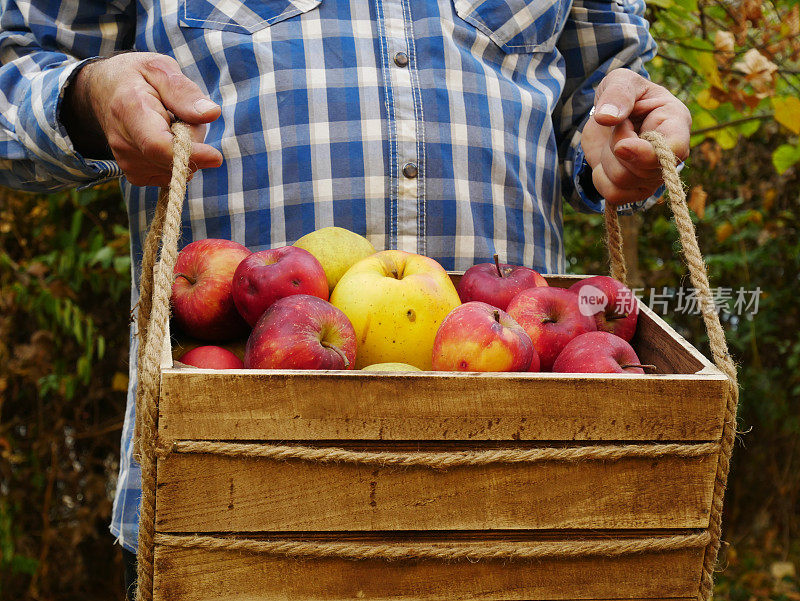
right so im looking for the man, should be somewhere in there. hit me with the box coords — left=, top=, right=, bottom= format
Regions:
left=0, top=0, right=689, bottom=597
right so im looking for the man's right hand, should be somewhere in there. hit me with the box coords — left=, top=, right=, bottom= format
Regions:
left=62, top=52, right=223, bottom=187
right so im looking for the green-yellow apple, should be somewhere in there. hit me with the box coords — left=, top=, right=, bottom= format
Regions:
left=361, top=362, right=422, bottom=372
left=294, top=226, right=377, bottom=292
left=330, top=250, right=461, bottom=370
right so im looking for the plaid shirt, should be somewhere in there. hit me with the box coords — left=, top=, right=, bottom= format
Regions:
left=0, top=0, right=657, bottom=552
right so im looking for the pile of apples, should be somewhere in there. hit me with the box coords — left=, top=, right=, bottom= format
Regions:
left=170, top=227, right=647, bottom=374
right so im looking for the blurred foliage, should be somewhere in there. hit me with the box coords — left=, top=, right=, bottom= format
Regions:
left=0, top=0, right=798, bottom=598
left=0, top=185, right=130, bottom=599
left=646, top=0, right=800, bottom=172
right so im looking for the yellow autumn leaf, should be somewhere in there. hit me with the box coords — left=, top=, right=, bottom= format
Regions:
left=771, top=96, right=800, bottom=134
left=112, top=371, right=129, bottom=392
left=697, top=89, right=720, bottom=110
left=716, top=222, right=734, bottom=243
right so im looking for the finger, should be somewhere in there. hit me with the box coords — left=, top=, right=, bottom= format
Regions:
left=120, top=95, right=222, bottom=170
left=601, top=149, right=663, bottom=191
left=188, top=141, right=223, bottom=170
left=614, top=137, right=660, bottom=170
left=641, top=107, right=692, bottom=162
left=189, top=123, right=208, bottom=144
left=138, top=54, right=221, bottom=125
left=592, top=164, right=658, bottom=207
left=593, top=69, right=649, bottom=127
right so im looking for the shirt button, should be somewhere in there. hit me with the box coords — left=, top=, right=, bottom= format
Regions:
left=394, top=52, right=409, bottom=68
left=402, top=162, right=418, bottom=179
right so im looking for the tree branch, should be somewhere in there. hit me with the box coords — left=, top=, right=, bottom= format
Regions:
left=691, top=113, right=772, bottom=136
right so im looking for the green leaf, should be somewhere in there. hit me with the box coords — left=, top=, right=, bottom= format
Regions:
left=772, top=144, right=800, bottom=174
left=89, top=246, right=114, bottom=267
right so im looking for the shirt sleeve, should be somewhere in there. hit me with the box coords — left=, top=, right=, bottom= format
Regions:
left=553, top=0, right=660, bottom=215
left=0, top=0, right=135, bottom=192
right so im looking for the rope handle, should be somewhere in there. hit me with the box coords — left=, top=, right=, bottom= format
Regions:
left=133, top=124, right=738, bottom=601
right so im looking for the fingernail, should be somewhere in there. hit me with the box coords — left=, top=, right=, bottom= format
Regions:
left=194, top=98, right=218, bottom=114
left=597, top=104, right=621, bottom=119
left=615, top=147, right=635, bottom=161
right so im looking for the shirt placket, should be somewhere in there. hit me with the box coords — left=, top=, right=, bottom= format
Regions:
left=380, top=0, right=422, bottom=254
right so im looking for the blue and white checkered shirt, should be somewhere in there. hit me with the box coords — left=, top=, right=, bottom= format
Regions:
left=0, top=0, right=657, bottom=552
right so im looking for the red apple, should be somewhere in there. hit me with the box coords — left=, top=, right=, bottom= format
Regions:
left=244, top=295, right=357, bottom=370
left=552, top=331, right=645, bottom=374
left=457, top=254, right=548, bottom=311
left=506, top=287, right=597, bottom=371
left=232, top=246, right=329, bottom=326
left=568, top=276, right=639, bottom=341
left=432, top=302, right=534, bottom=372
left=171, top=239, right=251, bottom=341
left=178, top=346, right=244, bottom=369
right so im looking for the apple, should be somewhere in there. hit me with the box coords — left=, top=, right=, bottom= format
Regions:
left=432, top=302, right=534, bottom=372
left=361, top=362, right=422, bottom=372
left=178, top=346, right=244, bottom=369
left=568, top=276, right=639, bottom=341
left=244, top=295, right=357, bottom=370
left=330, top=250, right=461, bottom=370
left=552, top=331, right=645, bottom=374
left=171, top=238, right=251, bottom=341
left=294, top=226, right=377, bottom=293
left=232, top=246, right=329, bottom=326
left=456, top=254, right=548, bottom=310
left=506, top=287, right=597, bottom=371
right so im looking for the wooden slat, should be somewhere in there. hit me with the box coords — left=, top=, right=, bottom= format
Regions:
left=633, top=304, right=716, bottom=375
left=158, top=369, right=727, bottom=441
left=153, top=540, right=705, bottom=601
left=155, top=449, right=717, bottom=532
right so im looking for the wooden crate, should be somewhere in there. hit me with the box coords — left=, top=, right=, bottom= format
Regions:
left=152, top=275, right=728, bottom=601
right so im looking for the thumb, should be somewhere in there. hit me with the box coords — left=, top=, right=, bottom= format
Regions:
left=138, top=54, right=221, bottom=124
left=592, top=70, right=647, bottom=127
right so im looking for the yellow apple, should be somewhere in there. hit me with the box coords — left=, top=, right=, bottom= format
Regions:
left=293, top=226, right=377, bottom=293
left=361, top=362, right=422, bottom=372
left=330, top=250, right=461, bottom=370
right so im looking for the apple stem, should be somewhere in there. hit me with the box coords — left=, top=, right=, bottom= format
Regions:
left=321, top=340, right=350, bottom=368
left=621, top=363, right=657, bottom=372
left=493, top=309, right=501, bottom=323
left=175, top=273, right=196, bottom=285
left=493, top=254, right=503, bottom=278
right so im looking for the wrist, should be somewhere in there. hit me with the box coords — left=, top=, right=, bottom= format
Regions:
left=60, top=59, right=113, bottom=160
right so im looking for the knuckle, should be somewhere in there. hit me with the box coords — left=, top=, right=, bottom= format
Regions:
left=141, top=54, right=180, bottom=74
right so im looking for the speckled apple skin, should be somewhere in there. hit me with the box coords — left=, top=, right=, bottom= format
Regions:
left=456, top=262, right=548, bottom=311
left=432, top=302, right=534, bottom=372
left=232, top=246, right=329, bottom=327
left=171, top=239, right=251, bottom=341
left=244, top=295, right=357, bottom=370
left=330, top=250, right=461, bottom=370
left=506, top=287, right=597, bottom=371
left=568, top=276, right=639, bottom=342
left=552, top=331, right=644, bottom=374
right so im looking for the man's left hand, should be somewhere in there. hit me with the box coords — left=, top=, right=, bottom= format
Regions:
left=581, top=69, right=691, bottom=207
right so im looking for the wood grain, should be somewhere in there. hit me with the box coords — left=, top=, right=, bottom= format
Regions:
left=153, top=539, right=705, bottom=601
left=155, top=450, right=717, bottom=532
left=158, top=369, right=727, bottom=441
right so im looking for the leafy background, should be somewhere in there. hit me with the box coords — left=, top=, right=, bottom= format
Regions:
left=1, top=0, right=798, bottom=597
